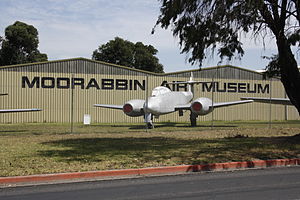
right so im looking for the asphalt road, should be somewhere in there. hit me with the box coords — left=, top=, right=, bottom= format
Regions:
left=1, top=167, right=300, bottom=200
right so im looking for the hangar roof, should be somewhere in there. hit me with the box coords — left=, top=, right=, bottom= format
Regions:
left=0, top=57, right=269, bottom=80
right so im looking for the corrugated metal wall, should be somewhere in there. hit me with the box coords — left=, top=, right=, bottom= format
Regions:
left=0, top=58, right=299, bottom=123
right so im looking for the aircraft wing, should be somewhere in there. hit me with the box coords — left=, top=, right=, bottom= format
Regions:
left=94, top=104, right=123, bottom=110
left=241, top=97, right=292, bottom=105
left=212, top=100, right=253, bottom=108
left=175, top=100, right=253, bottom=110
left=0, top=108, right=42, bottom=113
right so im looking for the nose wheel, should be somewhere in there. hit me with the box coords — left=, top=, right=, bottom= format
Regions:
left=144, top=113, right=154, bottom=129
left=146, top=122, right=154, bottom=129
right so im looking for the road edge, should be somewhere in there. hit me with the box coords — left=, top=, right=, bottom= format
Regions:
left=1, top=158, right=299, bottom=186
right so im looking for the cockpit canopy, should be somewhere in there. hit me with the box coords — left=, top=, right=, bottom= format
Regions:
left=151, top=86, right=171, bottom=96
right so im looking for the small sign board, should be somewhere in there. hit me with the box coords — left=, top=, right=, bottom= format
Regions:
left=83, top=114, right=91, bottom=125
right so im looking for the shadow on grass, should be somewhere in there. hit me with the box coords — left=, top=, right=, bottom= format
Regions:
left=0, top=130, right=30, bottom=136
left=196, top=125, right=237, bottom=128
left=95, top=122, right=182, bottom=129
left=155, top=122, right=237, bottom=128
left=90, top=124, right=146, bottom=130
left=0, top=130, right=27, bottom=133
left=90, top=122, right=237, bottom=130
left=38, top=134, right=300, bottom=165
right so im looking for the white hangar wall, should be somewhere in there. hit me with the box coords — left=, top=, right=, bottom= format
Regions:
left=0, top=58, right=298, bottom=123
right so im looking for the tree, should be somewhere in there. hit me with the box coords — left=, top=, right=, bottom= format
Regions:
left=154, top=0, right=300, bottom=114
left=92, top=37, right=164, bottom=73
left=0, top=21, right=47, bottom=66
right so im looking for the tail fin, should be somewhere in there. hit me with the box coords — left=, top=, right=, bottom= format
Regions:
left=188, top=72, right=193, bottom=93
left=189, top=72, right=194, bottom=82
left=165, top=72, right=212, bottom=94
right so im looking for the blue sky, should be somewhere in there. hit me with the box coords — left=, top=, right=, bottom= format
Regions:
left=0, top=0, right=298, bottom=72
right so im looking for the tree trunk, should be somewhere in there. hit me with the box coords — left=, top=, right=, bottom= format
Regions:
left=277, top=37, right=300, bottom=115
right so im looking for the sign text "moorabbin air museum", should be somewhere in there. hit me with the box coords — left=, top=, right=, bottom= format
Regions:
left=21, top=76, right=270, bottom=94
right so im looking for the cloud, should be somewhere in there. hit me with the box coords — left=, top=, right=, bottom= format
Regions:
left=0, top=0, right=164, bottom=57
left=0, top=0, right=298, bottom=72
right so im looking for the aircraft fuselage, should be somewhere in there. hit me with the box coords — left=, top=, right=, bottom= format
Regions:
left=144, top=89, right=193, bottom=115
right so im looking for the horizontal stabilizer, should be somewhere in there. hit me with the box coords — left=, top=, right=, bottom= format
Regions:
left=212, top=100, right=253, bottom=108
left=0, top=93, right=8, bottom=96
left=94, top=104, right=123, bottom=110
left=241, top=97, right=292, bottom=105
left=0, top=108, right=42, bottom=113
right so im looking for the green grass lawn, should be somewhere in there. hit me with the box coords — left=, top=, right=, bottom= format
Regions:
left=0, top=121, right=299, bottom=177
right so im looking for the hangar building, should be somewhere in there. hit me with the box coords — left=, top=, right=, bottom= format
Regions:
left=0, top=57, right=298, bottom=124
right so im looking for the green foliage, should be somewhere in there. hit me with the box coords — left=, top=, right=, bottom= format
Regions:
left=154, top=0, right=260, bottom=65
left=264, top=29, right=300, bottom=78
left=263, top=55, right=281, bottom=78
left=0, top=21, right=48, bottom=66
left=92, top=37, right=164, bottom=73
left=288, top=29, right=300, bottom=47
left=154, top=0, right=299, bottom=66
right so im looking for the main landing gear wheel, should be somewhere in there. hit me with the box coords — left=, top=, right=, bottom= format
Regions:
left=190, top=113, right=198, bottom=127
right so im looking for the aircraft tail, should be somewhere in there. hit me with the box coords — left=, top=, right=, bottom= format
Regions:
left=165, top=72, right=212, bottom=94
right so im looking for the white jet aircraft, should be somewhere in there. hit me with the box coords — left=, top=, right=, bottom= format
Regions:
left=0, top=93, right=42, bottom=113
left=94, top=75, right=253, bottom=128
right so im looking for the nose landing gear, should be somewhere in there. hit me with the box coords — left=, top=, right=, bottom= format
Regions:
left=144, top=113, right=154, bottom=129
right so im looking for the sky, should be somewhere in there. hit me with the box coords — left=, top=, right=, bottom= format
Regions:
left=0, top=0, right=298, bottom=72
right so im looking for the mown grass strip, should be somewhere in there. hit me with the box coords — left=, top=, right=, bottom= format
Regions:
left=0, top=121, right=299, bottom=177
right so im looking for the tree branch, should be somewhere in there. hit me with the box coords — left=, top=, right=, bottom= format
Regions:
left=291, top=0, right=300, bottom=22
left=269, top=0, right=280, bottom=22
left=258, top=1, right=278, bottom=34
left=280, top=0, right=288, bottom=31
left=285, top=10, right=298, bottom=19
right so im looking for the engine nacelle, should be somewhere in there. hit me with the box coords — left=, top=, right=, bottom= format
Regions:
left=190, top=97, right=213, bottom=116
left=123, top=99, right=145, bottom=117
